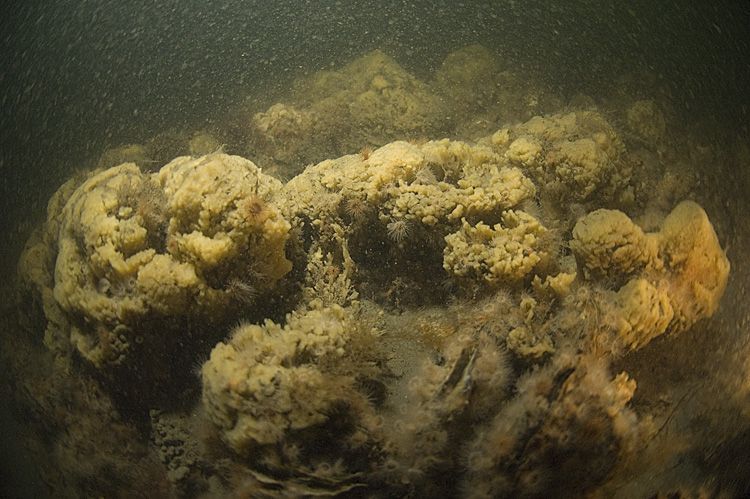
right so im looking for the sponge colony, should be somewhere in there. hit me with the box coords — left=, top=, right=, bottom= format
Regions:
left=52, top=154, right=292, bottom=369
left=571, top=201, right=729, bottom=350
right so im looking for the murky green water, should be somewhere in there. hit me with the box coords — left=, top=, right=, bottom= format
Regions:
left=1, top=2, right=749, bottom=497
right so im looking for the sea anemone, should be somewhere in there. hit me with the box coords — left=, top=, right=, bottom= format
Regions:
left=342, top=197, right=371, bottom=222
left=360, top=145, right=374, bottom=160
left=386, top=219, right=411, bottom=244
left=237, top=194, right=269, bottom=225
left=413, top=165, right=438, bottom=185
left=226, top=278, right=258, bottom=305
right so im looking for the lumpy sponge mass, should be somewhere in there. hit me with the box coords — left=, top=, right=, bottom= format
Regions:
left=51, top=153, right=292, bottom=368
left=15, top=46, right=733, bottom=498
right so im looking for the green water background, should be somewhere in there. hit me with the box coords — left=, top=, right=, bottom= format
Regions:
left=2, top=1, right=748, bottom=242
left=1, top=1, right=749, bottom=496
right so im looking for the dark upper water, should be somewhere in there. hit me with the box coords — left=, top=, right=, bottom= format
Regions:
left=1, top=1, right=749, bottom=497
left=2, top=1, right=748, bottom=240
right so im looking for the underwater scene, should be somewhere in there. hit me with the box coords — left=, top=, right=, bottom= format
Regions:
left=1, top=1, right=749, bottom=498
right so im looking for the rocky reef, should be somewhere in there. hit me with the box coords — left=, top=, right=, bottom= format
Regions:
left=8, top=46, right=735, bottom=498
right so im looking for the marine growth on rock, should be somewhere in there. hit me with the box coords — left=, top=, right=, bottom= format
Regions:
left=12, top=46, right=733, bottom=498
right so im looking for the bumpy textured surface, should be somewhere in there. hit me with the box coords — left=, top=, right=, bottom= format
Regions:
left=245, top=50, right=444, bottom=174
left=570, top=208, right=656, bottom=280
left=611, top=278, right=675, bottom=350
left=282, top=139, right=536, bottom=244
left=462, top=355, right=638, bottom=498
left=443, top=211, right=548, bottom=285
left=572, top=201, right=730, bottom=350
left=490, top=110, right=631, bottom=204
left=657, top=201, right=731, bottom=332
left=52, top=153, right=292, bottom=368
left=201, top=305, right=377, bottom=452
left=10, top=45, right=737, bottom=499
